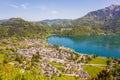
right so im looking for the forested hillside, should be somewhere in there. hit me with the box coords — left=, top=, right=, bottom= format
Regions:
left=0, top=18, right=52, bottom=39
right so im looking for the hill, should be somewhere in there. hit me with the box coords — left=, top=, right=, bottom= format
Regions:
left=41, top=19, right=72, bottom=25
left=0, top=18, right=52, bottom=39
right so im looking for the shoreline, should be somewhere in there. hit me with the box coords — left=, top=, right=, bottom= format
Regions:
left=46, top=35, right=120, bottom=59
left=46, top=41, right=108, bottom=59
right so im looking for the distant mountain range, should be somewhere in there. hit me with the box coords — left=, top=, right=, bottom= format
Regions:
left=0, top=19, right=8, bottom=22
left=40, top=19, right=72, bottom=25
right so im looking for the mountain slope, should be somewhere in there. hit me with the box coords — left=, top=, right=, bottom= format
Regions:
left=47, top=4, right=120, bottom=34
left=41, top=19, right=72, bottom=25
left=73, top=4, right=120, bottom=34
left=51, top=20, right=74, bottom=29
left=55, top=4, right=120, bottom=35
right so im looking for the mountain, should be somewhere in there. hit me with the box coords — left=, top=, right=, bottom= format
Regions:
left=73, top=4, right=120, bottom=34
left=0, top=18, right=52, bottom=38
left=55, top=4, right=120, bottom=36
left=51, top=20, right=74, bottom=29
left=48, top=4, right=120, bottom=33
left=83, top=4, right=120, bottom=21
left=41, top=19, right=72, bottom=25
left=0, top=19, right=8, bottom=22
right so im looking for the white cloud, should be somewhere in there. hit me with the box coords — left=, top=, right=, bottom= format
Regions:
left=20, top=3, right=29, bottom=9
left=51, top=10, right=58, bottom=14
left=9, top=3, right=29, bottom=9
left=9, top=4, right=19, bottom=8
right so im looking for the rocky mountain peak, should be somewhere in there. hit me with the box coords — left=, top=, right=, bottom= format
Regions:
left=108, top=4, right=120, bottom=10
left=110, top=4, right=120, bottom=7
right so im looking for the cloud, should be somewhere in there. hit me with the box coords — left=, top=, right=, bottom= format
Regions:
left=21, top=3, right=29, bottom=9
left=9, top=3, right=29, bottom=9
left=9, top=4, right=19, bottom=8
left=51, top=10, right=58, bottom=14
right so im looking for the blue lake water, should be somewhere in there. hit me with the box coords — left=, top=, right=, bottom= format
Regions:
left=47, top=35, right=120, bottom=58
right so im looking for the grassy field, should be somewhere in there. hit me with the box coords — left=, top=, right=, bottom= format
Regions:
left=89, top=57, right=107, bottom=64
left=84, top=57, right=107, bottom=77
left=83, top=65, right=105, bottom=77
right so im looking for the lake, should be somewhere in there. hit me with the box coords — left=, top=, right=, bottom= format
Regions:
left=47, top=35, right=120, bottom=58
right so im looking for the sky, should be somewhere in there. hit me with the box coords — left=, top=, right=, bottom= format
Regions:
left=0, top=0, right=120, bottom=21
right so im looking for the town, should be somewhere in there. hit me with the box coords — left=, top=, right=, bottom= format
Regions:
left=0, top=38, right=119, bottom=80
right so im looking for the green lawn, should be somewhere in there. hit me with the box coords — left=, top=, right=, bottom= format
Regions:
left=89, top=57, right=107, bottom=64
left=83, top=65, right=104, bottom=77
